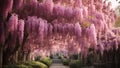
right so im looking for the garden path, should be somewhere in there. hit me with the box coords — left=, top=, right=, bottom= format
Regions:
left=50, top=57, right=69, bottom=68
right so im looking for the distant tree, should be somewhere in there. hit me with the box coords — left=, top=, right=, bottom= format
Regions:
left=115, top=5, right=120, bottom=16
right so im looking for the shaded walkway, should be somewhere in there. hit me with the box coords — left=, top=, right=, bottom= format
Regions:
left=50, top=58, right=69, bottom=68
left=50, top=56, right=94, bottom=68
left=50, top=63, right=69, bottom=68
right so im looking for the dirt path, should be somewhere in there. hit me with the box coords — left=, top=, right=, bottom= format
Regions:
left=50, top=58, right=69, bottom=68
left=50, top=63, right=69, bottom=68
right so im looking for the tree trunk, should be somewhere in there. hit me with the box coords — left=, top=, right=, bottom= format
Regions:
left=0, top=47, right=3, bottom=68
left=13, top=51, right=18, bottom=63
left=26, top=51, right=31, bottom=61
left=3, top=52, right=9, bottom=65
left=23, top=53, right=26, bottom=62
left=18, top=48, right=23, bottom=62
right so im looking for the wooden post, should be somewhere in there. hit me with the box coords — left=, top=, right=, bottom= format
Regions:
left=0, top=47, right=3, bottom=68
left=115, top=50, right=118, bottom=68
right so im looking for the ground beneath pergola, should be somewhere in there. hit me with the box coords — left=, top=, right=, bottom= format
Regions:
left=50, top=57, right=69, bottom=68
left=50, top=63, right=69, bottom=68
left=50, top=56, right=94, bottom=68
